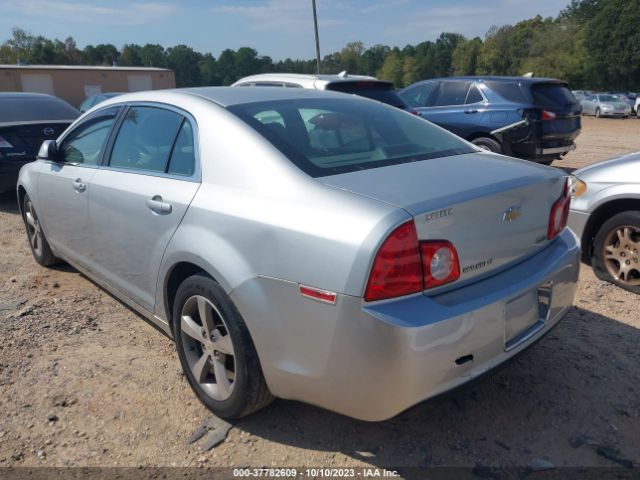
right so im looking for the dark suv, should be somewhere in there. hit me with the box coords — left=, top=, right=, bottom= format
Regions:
left=399, top=76, right=581, bottom=165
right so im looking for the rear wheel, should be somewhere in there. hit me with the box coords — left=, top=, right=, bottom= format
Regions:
left=22, top=194, right=59, bottom=267
left=471, top=137, right=502, bottom=154
left=172, top=274, right=273, bottom=418
left=592, top=211, right=640, bottom=294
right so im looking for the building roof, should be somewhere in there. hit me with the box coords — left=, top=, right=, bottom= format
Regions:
left=0, top=64, right=172, bottom=72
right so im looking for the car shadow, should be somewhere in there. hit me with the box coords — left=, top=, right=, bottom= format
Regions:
left=231, top=306, right=639, bottom=469
left=0, top=191, right=19, bottom=213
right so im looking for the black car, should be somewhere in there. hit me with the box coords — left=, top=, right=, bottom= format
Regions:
left=0, top=92, right=79, bottom=193
left=399, top=76, right=582, bottom=165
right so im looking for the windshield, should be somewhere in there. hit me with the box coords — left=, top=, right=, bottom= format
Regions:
left=598, top=95, right=618, bottom=102
left=228, top=97, right=474, bottom=178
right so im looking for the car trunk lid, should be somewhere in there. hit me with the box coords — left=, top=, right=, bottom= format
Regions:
left=0, top=121, right=70, bottom=162
left=319, top=152, right=567, bottom=287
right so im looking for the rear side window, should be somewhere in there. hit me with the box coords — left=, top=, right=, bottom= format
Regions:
left=109, top=107, right=183, bottom=173
left=431, top=82, right=471, bottom=107
left=485, top=81, right=528, bottom=103
left=228, top=97, right=474, bottom=177
left=465, top=85, right=484, bottom=104
left=326, top=82, right=407, bottom=109
left=531, top=84, right=576, bottom=106
left=167, top=121, right=196, bottom=176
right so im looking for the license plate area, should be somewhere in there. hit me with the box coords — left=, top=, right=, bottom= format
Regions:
left=504, top=281, right=553, bottom=351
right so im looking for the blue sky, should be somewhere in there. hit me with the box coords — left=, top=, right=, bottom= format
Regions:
left=0, top=0, right=567, bottom=60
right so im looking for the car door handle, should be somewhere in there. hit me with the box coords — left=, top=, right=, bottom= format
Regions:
left=146, top=195, right=172, bottom=214
left=464, top=109, right=478, bottom=114
left=72, top=178, right=86, bottom=192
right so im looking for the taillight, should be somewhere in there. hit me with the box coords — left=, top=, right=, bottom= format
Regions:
left=421, top=241, right=460, bottom=289
left=547, top=178, right=571, bottom=240
left=364, top=221, right=422, bottom=302
left=364, top=222, right=460, bottom=301
left=541, top=110, right=557, bottom=121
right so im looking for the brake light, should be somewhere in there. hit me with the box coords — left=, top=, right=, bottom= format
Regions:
left=547, top=179, right=571, bottom=240
left=541, top=110, right=557, bottom=121
left=364, top=221, right=422, bottom=301
left=421, top=241, right=460, bottom=289
left=364, top=222, right=460, bottom=301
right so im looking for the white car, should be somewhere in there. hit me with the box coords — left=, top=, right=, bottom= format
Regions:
left=233, top=72, right=408, bottom=109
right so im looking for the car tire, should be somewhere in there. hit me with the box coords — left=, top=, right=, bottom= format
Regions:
left=172, top=274, right=274, bottom=419
left=595, top=108, right=601, bottom=118
left=22, top=194, right=60, bottom=267
left=592, top=211, right=640, bottom=295
left=471, top=137, right=502, bottom=154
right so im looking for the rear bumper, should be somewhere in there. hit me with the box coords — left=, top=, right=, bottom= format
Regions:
left=232, top=229, right=580, bottom=421
left=0, top=160, right=29, bottom=193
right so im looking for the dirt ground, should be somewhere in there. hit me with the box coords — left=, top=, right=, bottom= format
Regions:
left=1, top=117, right=639, bottom=472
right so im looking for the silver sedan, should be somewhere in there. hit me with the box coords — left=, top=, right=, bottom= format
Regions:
left=581, top=94, right=632, bottom=118
left=18, top=87, right=579, bottom=421
left=569, top=152, right=640, bottom=294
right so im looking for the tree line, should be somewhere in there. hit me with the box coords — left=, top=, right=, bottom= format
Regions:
left=1, top=0, right=638, bottom=90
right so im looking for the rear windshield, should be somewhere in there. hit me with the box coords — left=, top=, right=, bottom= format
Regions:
left=531, top=83, right=576, bottom=106
left=326, top=82, right=408, bottom=109
left=228, top=98, right=474, bottom=178
left=0, top=96, right=79, bottom=123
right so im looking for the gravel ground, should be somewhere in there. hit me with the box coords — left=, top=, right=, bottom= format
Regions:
left=0, top=117, right=639, bottom=471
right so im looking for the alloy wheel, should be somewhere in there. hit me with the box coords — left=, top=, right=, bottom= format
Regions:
left=602, top=225, right=640, bottom=286
left=180, top=295, right=236, bottom=401
left=24, top=200, right=43, bottom=258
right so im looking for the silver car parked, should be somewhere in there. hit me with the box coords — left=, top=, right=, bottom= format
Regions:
left=569, top=151, right=640, bottom=294
left=580, top=94, right=631, bottom=118
left=18, top=88, right=579, bottom=421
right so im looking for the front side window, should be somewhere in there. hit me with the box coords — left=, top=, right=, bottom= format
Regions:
left=229, top=97, right=474, bottom=177
left=58, top=108, right=119, bottom=165
left=399, top=81, right=436, bottom=108
left=109, top=106, right=183, bottom=173
left=432, top=81, right=472, bottom=107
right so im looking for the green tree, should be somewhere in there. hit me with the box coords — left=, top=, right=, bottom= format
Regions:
left=377, top=51, right=403, bottom=87
left=139, top=44, right=167, bottom=67
left=166, top=44, right=202, bottom=87
left=452, top=37, right=482, bottom=75
left=119, top=44, right=142, bottom=66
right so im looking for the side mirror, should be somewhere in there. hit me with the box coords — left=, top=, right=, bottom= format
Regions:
left=37, top=140, right=58, bottom=161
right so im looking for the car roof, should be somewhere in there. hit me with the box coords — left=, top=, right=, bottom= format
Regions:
left=0, top=92, right=61, bottom=100
left=97, top=86, right=364, bottom=111
left=233, top=72, right=383, bottom=89
left=424, top=76, right=567, bottom=84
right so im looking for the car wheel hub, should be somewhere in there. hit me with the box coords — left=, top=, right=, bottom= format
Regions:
left=603, top=226, right=640, bottom=286
left=25, top=201, right=43, bottom=258
left=180, top=295, right=236, bottom=401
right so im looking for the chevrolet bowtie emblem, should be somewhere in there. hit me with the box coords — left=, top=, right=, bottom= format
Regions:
left=503, top=206, right=522, bottom=222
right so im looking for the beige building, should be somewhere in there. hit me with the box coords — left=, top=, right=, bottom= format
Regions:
left=0, top=65, right=176, bottom=107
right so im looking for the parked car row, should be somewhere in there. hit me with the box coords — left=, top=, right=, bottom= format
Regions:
left=6, top=73, right=639, bottom=423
